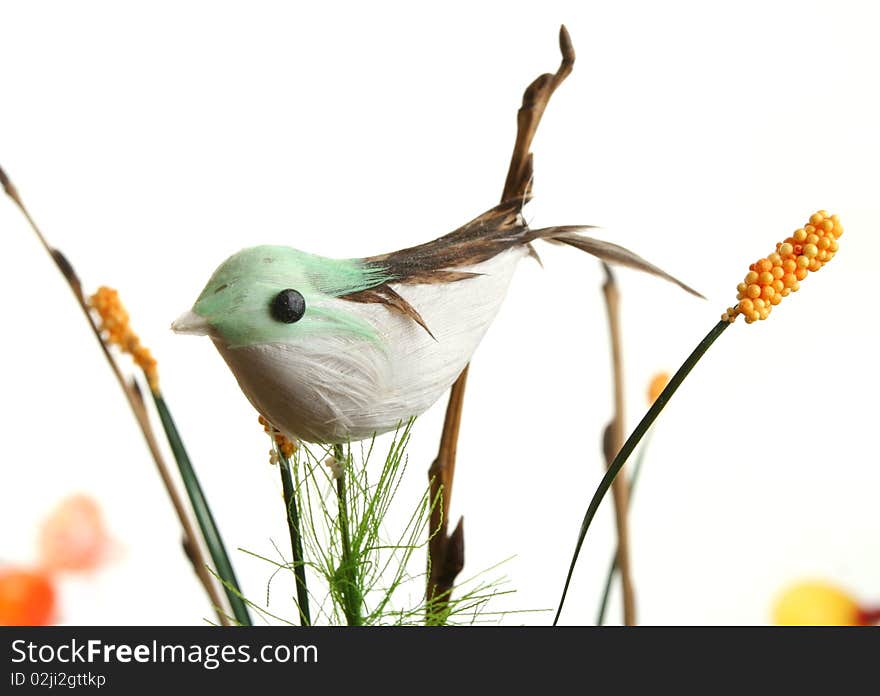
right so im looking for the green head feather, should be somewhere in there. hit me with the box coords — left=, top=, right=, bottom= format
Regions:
left=190, top=246, right=392, bottom=349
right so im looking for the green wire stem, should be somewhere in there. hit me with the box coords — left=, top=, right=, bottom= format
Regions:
left=554, top=319, right=730, bottom=625
left=277, top=449, right=311, bottom=625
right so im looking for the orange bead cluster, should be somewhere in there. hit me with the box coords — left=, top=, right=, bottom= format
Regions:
left=723, top=211, right=842, bottom=324
left=258, top=415, right=298, bottom=459
left=89, top=286, right=159, bottom=390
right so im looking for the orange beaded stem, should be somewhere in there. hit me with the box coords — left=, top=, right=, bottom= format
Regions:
left=566, top=211, right=842, bottom=623
left=88, top=286, right=159, bottom=391
left=723, top=211, right=842, bottom=324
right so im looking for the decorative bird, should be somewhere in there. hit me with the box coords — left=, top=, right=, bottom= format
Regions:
left=172, top=199, right=700, bottom=443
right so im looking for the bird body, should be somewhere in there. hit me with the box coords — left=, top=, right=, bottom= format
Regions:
left=209, top=246, right=522, bottom=442
left=173, top=201, right=698, bottom=443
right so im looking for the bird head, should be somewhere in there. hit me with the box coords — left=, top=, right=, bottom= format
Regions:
left=172, top=246, right=386, bottom=349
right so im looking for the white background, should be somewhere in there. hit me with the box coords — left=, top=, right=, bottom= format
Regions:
left=1, top=0, right=878, bottom=625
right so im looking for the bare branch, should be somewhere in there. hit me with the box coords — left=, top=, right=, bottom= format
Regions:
left=501, top=25, right=576, bottom=203
left=601, top=263, right=637, bottom=625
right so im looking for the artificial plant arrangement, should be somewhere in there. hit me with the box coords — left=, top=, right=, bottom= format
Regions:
left=1, top=25, right=841, bottom=626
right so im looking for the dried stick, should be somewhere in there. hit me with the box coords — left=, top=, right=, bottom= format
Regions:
left=427, top=26, right=576, bottom=617
left=0, top=165, right=231, bottom=626
left=596, top=430, right=651, bottom=625
left=501, top=26, right=575, bottom=205
left=427, top=370, right=468, bottom=617
left=601, top=263, right=636, bottom=625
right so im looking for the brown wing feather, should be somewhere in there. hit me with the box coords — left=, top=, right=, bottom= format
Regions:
left=343, top=285, right=436, bottom=340
left=341, top=200, right=535, bottom=337
left=340, top=203, right=701, bottom=336
left=361, top=200, right=530, bottom=286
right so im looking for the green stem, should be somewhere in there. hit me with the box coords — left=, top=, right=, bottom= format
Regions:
left=152, top=393, right=252, bottom=626
left=278, top=450, right=311, bottom=626
left=334, top=444, right=362, bottom=626
left=596, top=431, right=652, bottom=626
left=554, top=319, right=730, bottom=625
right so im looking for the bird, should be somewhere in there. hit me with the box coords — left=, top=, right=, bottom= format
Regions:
left=172, top=198, right=700, bottom=444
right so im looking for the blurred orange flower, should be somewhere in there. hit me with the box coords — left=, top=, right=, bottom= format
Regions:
left=0, top=568, right=56, bottom=626
left=647, top=372, right=669, bottom=405
left=38, top=495, right=110, bottom=573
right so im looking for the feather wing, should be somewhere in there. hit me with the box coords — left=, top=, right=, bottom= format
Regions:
left=360, top=200, right=533, bottom=285
left=342, top=200, right=701, bottom=334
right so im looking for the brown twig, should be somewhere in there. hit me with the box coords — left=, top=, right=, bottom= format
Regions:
left=427, top=26, right=576, bottom=618
left=0, top=165, right=231, bottom=626
left=600, top=263, right=636, bottom=625
left=427, top=368, right=468, bottom=617
left=501, top=26, right=575, bottom=203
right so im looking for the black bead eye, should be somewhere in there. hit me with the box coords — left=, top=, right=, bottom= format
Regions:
left=270, top=288, right=306, bottom=324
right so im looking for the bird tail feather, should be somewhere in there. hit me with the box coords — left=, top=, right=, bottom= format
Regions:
left=528, top=225, right=704, bottom=298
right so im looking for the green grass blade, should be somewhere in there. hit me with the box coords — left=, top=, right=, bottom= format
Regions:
left=152, top=393, right=253, bottom=626
left=554, top=320, right=730, bottom=625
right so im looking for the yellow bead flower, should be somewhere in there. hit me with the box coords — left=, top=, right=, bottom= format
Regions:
left=89, top=286, right=159, bottom=391
left=773, top=580, right=862, bottom=626
left=723, top=211, right=842, bottom=324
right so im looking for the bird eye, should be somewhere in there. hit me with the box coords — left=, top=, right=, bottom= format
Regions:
left=270, top=288, right=306, bottom=323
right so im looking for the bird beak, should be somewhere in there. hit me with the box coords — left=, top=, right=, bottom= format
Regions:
left=171, top=310, right=212, bottom=336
